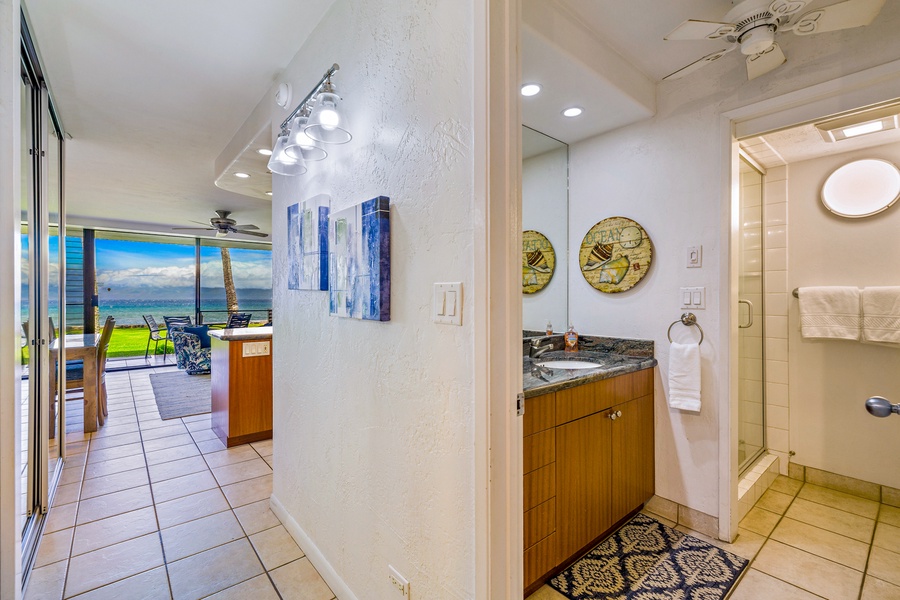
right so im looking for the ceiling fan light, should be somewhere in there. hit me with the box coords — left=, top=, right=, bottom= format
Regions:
left=215, top=230, right=228, bottom=238
left=267, top=134, right=308, bottom=176
left=306, top=82, right=352, bottom=144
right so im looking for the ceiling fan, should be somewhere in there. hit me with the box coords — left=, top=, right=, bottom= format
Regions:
left=662, top=0, right=886, bottom=81
left=172, top=210, right=269, bottom=238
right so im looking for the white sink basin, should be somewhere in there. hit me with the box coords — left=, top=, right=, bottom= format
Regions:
left=536, top=360, right=601, bottom=370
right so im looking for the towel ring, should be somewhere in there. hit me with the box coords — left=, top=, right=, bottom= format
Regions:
left=667, top=312, right=704, bottom=345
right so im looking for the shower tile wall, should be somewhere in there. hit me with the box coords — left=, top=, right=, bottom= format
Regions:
left=764, top=166, right=790, bottom=474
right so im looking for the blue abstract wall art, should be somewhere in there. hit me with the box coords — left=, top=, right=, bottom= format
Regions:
left=329, top=196, right=391, bottom=321
left=287, top=194, right=330, bottom=291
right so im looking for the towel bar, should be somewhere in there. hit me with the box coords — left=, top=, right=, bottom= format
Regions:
left=667, top=312, right=704, bottom=345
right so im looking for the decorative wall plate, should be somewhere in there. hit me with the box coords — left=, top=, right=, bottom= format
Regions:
left=579, top=217, right=652, bottom=293
left=522, top=230, right=556, bottom=294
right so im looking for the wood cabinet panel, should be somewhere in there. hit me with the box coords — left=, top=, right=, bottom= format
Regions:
left=633, top=367, right=653, bottom=398
left=524, top=463, right=555, bottom=512
left=611, top=393, right=655, bottom=523
left=524, top=392, right=556, bottom=436
left=524, top=532, right=559, bottom=591
left=524, top=428, right=555, bottom=474
left=556, top=411, right=613, bottom=561
left=555, top=372, right=634, bottom=425
left=524, top=498, right=556, bottom=549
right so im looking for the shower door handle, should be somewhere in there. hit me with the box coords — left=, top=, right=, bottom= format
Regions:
left=738, top=299, right=754, bottom=329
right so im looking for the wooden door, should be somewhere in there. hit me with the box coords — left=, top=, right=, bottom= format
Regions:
left=610, top=394, right=655, bottom=522
left=556, top=411, right=612, bottom=561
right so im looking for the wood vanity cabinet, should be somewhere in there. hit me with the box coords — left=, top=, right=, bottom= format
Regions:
left=523, top=367, right=654, bottom=593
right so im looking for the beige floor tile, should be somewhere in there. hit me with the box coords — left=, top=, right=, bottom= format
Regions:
left=45, top=502, right=78, bottom=534
left=755, top=489, right=795, bottom=515
left=34, top=527, right=74, bottom=568
left=151, top=470, right=218, bottom=504
left=86, top=443, right=144, bottom=465
left=59, top=466, right=84, bottom=486
left=24, top=558, right=67, bottom=600
left=204, top=445, right=260, bottom=469
left=64, top=533, right=165, bottom=598
left=196, top=439, right=227, bottom=454
left=155, top=488, right=230, bottom=529
left=806, top=467, right=881, bottom=502
left=206, top=574, right=280, bottom=600
left=222, top=474, right=273, bottom=508
left=785, top=497, right=876, bottom=543
left=142, top=433, right=195, bottom=454
left=270, top=557, right=334, bottom=600
left=739, top=507, right=781, bottom=537
left=868, top=546, right=900, bottom=588
left=250, top=525, right=305, bottom=570
left=753, top=540, right=863, bottom=600
left=190, top=429, right=219, bottom=443
left=75, top=485, right=153, bottom=525
left=728, top=568, right=822, bottom=600
left=52, top=482, right=81, bottom=507
left=211, top=458, right=272, bottom=486
left=89, top=431, right=142, bottom=451
left=262, top=455, right=273, bottom=469
left=874, top=521, right=900, bottom=553
left=639, top=508, right=675, bottom=528
left=233, top=499, right=282, bottom=535
left=147, top=455, right=208, bottom=483
left=770, top=517, right=870, bottom=571
left=862, top=575, right=900, bottom=600
left=161, top=510, right=245, bottom=562
left=72, top=506, right=159, bottom=557
left=797, top=483, right=880, bottom=519
left=250, top=439, right=273, bottom=457
left=70, top=566, right=170, bottom=600
left=80, top=468, right=149, bottom=500
left=84, top=454, right=146, bottom=481
left=526, top=584, right=567, bottom=600
left=769, top=475, right=804, bottom=497
left=167, top=538, right=264, bottom=600
left=184, top=418, right=212, bottom=432
left=882, top=505, right=900, bottom=528
left=674, top=526, right=766, bottom=561
left=144, top=443, right=200, bottom=466
left=140, top=423, right=188, bottom=442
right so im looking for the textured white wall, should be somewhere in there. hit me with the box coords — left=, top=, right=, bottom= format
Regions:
left=788, top=143, right=900, bottom=489
left=269, top=1, right=477, bottom=598
left=568, top=3, right=900, bottom=521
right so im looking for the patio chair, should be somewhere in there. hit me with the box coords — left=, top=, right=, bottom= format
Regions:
left=64, top=316, right=115, bottom=426
left=171, top=329, right=211, bottom=375
left=163, top=316, right=193, bottom=362
left=142, top=315, right=167, bottom=360
left=225, top=312, right=251, bottom=328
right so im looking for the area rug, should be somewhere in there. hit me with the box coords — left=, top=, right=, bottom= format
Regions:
left=549, top=513, right=748, bottom=600
left=149, top=372, right=211, bottom=420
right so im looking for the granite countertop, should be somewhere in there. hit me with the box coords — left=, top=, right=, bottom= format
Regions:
left=208, top=326, right=273, bottom=341
left=522, top=335, right=657, bottom=397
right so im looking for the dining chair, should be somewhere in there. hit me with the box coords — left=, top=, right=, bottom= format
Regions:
left=95, top=316, right=116, bottom=423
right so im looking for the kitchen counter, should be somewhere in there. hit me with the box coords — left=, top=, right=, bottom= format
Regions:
left=208, top=326, right=272, bottom=342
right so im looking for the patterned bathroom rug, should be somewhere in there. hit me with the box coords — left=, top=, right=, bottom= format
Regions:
left=549, top=513, right=748, bottom=600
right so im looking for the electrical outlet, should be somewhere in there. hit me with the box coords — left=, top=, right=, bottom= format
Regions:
left=388, top=565, right=410, bottom=597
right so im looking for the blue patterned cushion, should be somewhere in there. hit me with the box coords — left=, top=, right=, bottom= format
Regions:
left=182, top=325, right=211, bottom=348
left=171, top=331, right=211, bottom=375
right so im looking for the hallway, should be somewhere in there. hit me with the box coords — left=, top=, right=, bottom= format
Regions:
left=25, top=367, right=334, bottom=599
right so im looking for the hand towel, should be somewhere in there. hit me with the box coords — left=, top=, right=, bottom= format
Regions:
left=862, top=286, right=900, bottom=345
left=798, top=286, right=860, bottom=340
left=668, top=342, right=701, bottom=412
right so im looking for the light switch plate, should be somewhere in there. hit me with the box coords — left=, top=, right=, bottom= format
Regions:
left=679, top=286, right=706, bottom=310
left=433, top=282, right=463, bottom=325
left=242, top=341, right=271, bottom=357
left=686, top=245, right=702, bottom=268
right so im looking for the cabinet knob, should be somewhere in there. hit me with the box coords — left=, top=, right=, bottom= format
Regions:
left=616, top=410, right=622, bottom=418
left=609, top=410, right=623, bottom=421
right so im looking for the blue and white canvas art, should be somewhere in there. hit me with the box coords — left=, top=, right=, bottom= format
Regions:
left=329, top=196, right=391, bottom=321
left=287, top=194, right=330, bottom=291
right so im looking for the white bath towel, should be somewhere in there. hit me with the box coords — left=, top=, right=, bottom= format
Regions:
left=862, top=287, right=900, bottom=345
left=668, top=342, right=701, bottom=412
left=798, top=286, right=860, bottom=340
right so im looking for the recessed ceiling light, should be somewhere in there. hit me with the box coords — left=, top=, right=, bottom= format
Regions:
left=234, top=172, right=250, bottom=179
left=562, top=107, right=583, bottom=118
left=842, top=121, right=884, bottom=138
left=257, top=148, right=273, bottom=156
left=816, top=104, right=900, bottom=142
left=265, top=191, right=273, bottom=196
left=521, top=83, right=542, bottom=97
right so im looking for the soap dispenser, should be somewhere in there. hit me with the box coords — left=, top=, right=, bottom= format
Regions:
left=546, top=320, right=553, bottom=336
left=564, top=324, right=579, bottom=353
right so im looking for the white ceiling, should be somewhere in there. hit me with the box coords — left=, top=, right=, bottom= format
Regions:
left=24, top=0, right=336, bottom=238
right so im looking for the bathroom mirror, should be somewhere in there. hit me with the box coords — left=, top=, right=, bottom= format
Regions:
left=522, top=126, right=568, bottom=336
left=821, top=158, right=900, bottom=218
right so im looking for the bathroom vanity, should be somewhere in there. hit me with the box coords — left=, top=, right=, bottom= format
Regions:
left=522, top=339, right=656, bottom=593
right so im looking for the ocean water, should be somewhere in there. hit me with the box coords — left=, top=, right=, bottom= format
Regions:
left=45, top=298, right=272, bottom=327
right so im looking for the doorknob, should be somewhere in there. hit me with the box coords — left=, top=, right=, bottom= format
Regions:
left=866, top=396, right=900, bottom=418
left=738, top=299, right=753, bottom=329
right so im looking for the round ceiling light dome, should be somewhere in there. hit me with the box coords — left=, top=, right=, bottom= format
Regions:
left=234, top=172, right=250, bottom=179
left=822, top=158, right=900, bottom=218
left=257, top=148, right=273, bottom=156
left=562, top=107, right=583, bottom=118
left=521, top=83, right=542, bottom=97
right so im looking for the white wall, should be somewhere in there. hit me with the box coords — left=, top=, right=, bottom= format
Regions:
left=269, top=1, right=479, bottom=597
left=523, top=145, right=568, bottom=332
left=567, top=4, right=900, bottom=524
left=788, top=142, right=900, bottom=489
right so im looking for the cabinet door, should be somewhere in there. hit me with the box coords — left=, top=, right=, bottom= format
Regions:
left=556, top=412, right=612, bottom=561
left=610, top=394, right=655, bottom=522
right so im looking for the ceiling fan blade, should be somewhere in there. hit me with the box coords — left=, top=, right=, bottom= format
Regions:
left=172, top=227, right=215, bottom=231
left=792, top=0, right=885, bottom=35
left=747, top=43, right=786, bottom=80
left=664, top=20, right=736, bottom=41
left=662, top=47, right=735, bottom=81
left=233, top=224, right=259, bottom=230
left=188, top=220, right=211, bottom=226
left=232, top=229, right=269, bottom=238
left=768, top=0, right=809, bottom=18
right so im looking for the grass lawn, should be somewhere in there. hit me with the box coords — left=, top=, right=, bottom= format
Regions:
left=108, top=327, right=169, bottom=358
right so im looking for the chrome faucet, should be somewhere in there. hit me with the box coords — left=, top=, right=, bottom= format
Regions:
left=529, top=337, right=554, bottom=359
